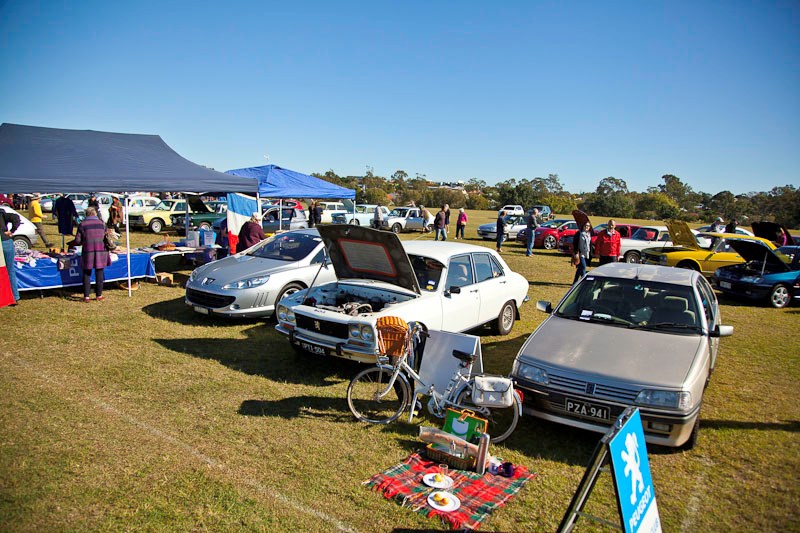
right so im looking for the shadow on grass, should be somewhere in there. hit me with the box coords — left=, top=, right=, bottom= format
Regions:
left=239, top=397, right=352, bottom=422
left=703, top=419, right=800, bottom=433
left=142, top=295, right=271, bottom=327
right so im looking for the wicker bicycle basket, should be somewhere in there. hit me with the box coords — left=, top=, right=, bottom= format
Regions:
left=376, top=316, right=409, bottom=358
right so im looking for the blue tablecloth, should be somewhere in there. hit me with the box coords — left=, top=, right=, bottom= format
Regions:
left=16, top=253, right=156, bottom=291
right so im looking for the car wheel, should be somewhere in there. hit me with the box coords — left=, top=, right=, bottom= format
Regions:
left=681, top=416, right=701, bottom=450
left=494, top=300, right=516, bottom=335
left=198, top=222, right=212, bottom=231
left=149, top=218, right=164, bottom=233
left=391, top=223, right=402, bottom=234
left=349, top=218, right=360, bottom=225
left=276, top=283, right=304, bottom=306
left=13, top=235, right=31, bottom=254
left=543, top=235, right=557, bottom=250
left=677, top=260, right=700, bottom=271
left=770, top=284, right=791, bottom=308
left=625, top=251, right=641, bottom=264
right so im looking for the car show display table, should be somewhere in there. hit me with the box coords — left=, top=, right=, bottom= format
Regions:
left=16, top=252, right=157, bottom=291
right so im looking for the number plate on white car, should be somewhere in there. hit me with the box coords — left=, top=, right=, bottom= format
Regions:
left=720, top=281, right=732, bottom=289
left=297, top=340, right=327, bottom=356
left=565, top=398, right=609, bottom=421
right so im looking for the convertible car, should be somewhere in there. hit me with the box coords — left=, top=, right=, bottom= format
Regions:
left=713, top=243, right=800, bottom=308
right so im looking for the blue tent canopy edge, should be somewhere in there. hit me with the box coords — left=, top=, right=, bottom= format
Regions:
left=226, top=164, right=355, bottom=200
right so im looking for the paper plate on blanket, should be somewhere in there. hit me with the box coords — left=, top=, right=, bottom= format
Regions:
left=427, top=491, right=460, bottom=512
left=422, top=472, right=454, bottom=489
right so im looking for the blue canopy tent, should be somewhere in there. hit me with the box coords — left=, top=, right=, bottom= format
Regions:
left=225, top=164, right=355, bottom=200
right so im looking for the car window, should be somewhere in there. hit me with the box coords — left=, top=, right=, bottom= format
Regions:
left=490, top=255, right=505, bottom=279
left=249, top=232, right=320, bottom=261
left=658, top=232, right=671, bottom=242
left=473, top=253, right=495, bottom=283
left=409, top=254, right=444, bottom=292
left=564, top=222, right=578, bottom=230
left=409, top=209, right=420, bottom=217
left=696, top=276, right=717, bottom=328
left=310, top=248, right=329, bottom=265
left=445, top=254, right=474, bottom=289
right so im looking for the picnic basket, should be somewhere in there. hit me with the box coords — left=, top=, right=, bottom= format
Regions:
left=376, top=316, right=409, bottom=359
left=424, top=409, right=488, bottom=471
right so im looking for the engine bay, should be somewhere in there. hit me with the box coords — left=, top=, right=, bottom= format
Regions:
left=301, top=283, right=415, bottom=316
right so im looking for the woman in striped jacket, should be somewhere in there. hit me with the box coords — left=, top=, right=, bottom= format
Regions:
left=74, top=206, right=111, bottom=302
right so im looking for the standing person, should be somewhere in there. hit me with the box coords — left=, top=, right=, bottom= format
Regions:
left=495, top=210, right=507, bottom=252
left=710, top=217, right=725, bottom=233
left=28, top=193, right=53, bottom=248
left=725, top=218, right=738, bottom=234
left=1, top=206, right=21, bottom=305
left=74, top=206, right=111, bottom=302
left=444, top=204, right=451, bottom=235
left=372, top=203, right=384, bottom=229
left=53, top=193, right=78, bottom=238
left=595, top=219, right=621, bottom=265
left=307, top=200, right=315, bottom=228
left=107, top=196, right=123, bottom=233
left=420, top=205, right=433, bottom=232
left=572, top=221, right=592, bottom=284
left=433, top=205, right=448, bottom=241
left=313, top=202, right=324, bottom=227
left=525, top=208, right=540, bottom=257
left=236, top=213, right=266, bottom=252
left=455, top=208, right=467, bottom=239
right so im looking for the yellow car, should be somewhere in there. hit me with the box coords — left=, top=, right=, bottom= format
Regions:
left=641, top=220, right=777, bottom=276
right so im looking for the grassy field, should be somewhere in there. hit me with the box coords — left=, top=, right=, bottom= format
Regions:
left=2, top=212, right=799, bottom=531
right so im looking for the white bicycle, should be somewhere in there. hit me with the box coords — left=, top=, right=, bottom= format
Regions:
left=346, top=322, right=521, bottom=443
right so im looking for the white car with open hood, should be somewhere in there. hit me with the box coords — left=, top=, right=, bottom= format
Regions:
left=275, top=225, right=530, bottom=363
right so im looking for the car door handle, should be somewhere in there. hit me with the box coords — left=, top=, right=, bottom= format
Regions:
left=470, top=289, right=478, bottom=293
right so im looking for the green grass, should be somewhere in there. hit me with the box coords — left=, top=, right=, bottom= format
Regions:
left=1, top=214, right=799, bottom=531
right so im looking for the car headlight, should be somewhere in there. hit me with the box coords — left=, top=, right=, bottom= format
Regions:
left=635, top=389, right=692, bottom=409
left=513, top=360, right=549, bottom=384
left=360, top=325, right=374, bottom=341
left=349, top=324, right=361, bottom=338
left=222, top=275, right=270, bottom=289
left=740, top=275, right=763, bottom=283
left=189, top=269, right=199, bottom=282
left=277, top=305, right=295, bottom=323
left=659, top=256, right=668, bottom=265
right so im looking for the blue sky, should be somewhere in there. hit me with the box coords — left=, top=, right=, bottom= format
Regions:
left=1, top=1, right=798, bottom=194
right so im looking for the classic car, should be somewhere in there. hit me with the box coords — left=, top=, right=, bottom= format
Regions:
left=1, top=205, right=39, bottom=253
left=514, top=219, right=575, bottom=250
left=713, top=243, right=800, bottom=308
left=381, top=207, right=433, bottom=233
left=171, top=201, right=228, bottom=233
left=510, top=262, right=733, bottom=449
left=641, top=220, right=777, bottom=276
left=477, top=214, right=528, bottom=241
left=275, top=225, right=530, bottom=363
left=331, top=204, right=391, bottom=226
left=185, top=228, right=336, bottom=318
left=696, top=225, right=754, bottom=237
left=128, top=196, right=212, bottom=233
left=616, top=226, right=674, bottom=263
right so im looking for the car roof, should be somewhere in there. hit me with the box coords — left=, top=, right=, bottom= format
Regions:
left=587, top=262, right=698, bottom=287
left=401, top=240, right=496, bottom=263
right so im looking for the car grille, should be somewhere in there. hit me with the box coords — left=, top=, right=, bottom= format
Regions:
left=548, top=372, right=639, bottom=402
left=296, top=314, right=349, bottom=339
left=186, top=288, right=235, bottom=308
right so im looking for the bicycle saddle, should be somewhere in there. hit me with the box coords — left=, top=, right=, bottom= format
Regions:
left=451, top=349, right=476, bottom=364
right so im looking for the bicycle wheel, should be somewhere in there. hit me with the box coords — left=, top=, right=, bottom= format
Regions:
left=455, top=387, right=520, bottom=444
left=347, top=367, right=409, bottom=424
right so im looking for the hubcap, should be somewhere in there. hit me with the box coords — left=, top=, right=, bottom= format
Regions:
left=773, top=287, right=789, bottom=307
left=502, top=305, right=514, bottom=329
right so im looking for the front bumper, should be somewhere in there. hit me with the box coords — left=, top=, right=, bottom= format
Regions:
left=513, top=377, right=699, bottom=448
left=275, top=323, right=379, bottom=364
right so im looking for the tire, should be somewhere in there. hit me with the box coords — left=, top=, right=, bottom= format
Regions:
left=349, top=218, right=360, bottom=225
left=681, top=416, right=700, bottom=450
left=770, top=284, right=791, bottom=308
left=543, top=235, right=557, bottom=250
left=149, top=218, right=164, bottom=233
left=347, top=367, right=409, bottom=424
left=455, top=387, right=520, bottom=444
left=276, top=282, right=303, bottom=305
left=625, top=251, right=641, bottom=264
left=677, top=260, right=700, bottom=272
left=494, top=300, right=516, bottom=335
left=13, top=236, right=31, bottom=254
left=391, top=223, right=402, bottom=234
left=198, top=222, right=212, bottom=231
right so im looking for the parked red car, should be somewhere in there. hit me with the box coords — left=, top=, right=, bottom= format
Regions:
left=557, top=211, right=641, bottom=255
left=515, top=219, right=576, bottom=249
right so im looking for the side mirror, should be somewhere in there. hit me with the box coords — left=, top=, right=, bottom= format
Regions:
left=447, top=286, right=461, bottom=295
left=536, top=300, right=552, bottom=313
left=710, top=324, right=733, bottom=338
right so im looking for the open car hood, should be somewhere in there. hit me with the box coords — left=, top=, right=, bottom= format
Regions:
left=571, top=209, right=591, bottom=233
left=725, top=239, right=790, bottom=272
left=751, top=221, right=792, bottom=243
left=186, top=194, right=212, bottom=213
left=316, top=225, right=421, bottom=295
left=666, top=220, right=700, bottom=250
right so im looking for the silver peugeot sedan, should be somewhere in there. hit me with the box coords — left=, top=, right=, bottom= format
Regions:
left=185, top=228, right=337, bottom=318
left=510, top=262, right=733, bottom=449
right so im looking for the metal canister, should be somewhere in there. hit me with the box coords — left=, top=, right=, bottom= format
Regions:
left=476, top=433, right=490, bottom=475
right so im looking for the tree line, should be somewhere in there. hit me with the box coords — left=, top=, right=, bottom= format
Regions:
left=311, top=170, right=800, bottom=229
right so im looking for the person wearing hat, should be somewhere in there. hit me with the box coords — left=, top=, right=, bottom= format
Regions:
left=236, top=212, right=266, bottom=253
left=28, top=193, right=53, bottom=248
left=710, top=217, right=725, bottom=233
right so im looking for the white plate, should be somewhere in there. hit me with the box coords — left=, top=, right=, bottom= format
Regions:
left=427, top=491, right=460, bottom=512
left=422, top=473, right=454, bottom=489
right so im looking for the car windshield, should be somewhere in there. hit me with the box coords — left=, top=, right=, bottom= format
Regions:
left=248, top=232, right=320, bottom=261
left=554, top=275, right=701, bottom=333
left=408, top=254, right=444, bottom=292
left=153, top=201, right=176, bottom=211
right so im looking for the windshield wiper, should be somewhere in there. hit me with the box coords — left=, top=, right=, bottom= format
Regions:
left=646, top=322, right=700, bottom=331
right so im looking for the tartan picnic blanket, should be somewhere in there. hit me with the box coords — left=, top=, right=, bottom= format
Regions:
left=364, top=451, right=536, bottom=530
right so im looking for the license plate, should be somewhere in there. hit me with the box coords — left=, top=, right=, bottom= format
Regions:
left=720, top=281, right=732, bottom=289
left=565, top=398, right=609, bottom=421
left=297, top=340, right=327, bottom=356
left=194, top=306, right=209, bottom=315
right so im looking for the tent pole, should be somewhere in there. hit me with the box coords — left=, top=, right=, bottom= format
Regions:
left=279, top=198, right=283, bottom=232
left=125, top=194, right=132, bottom=297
